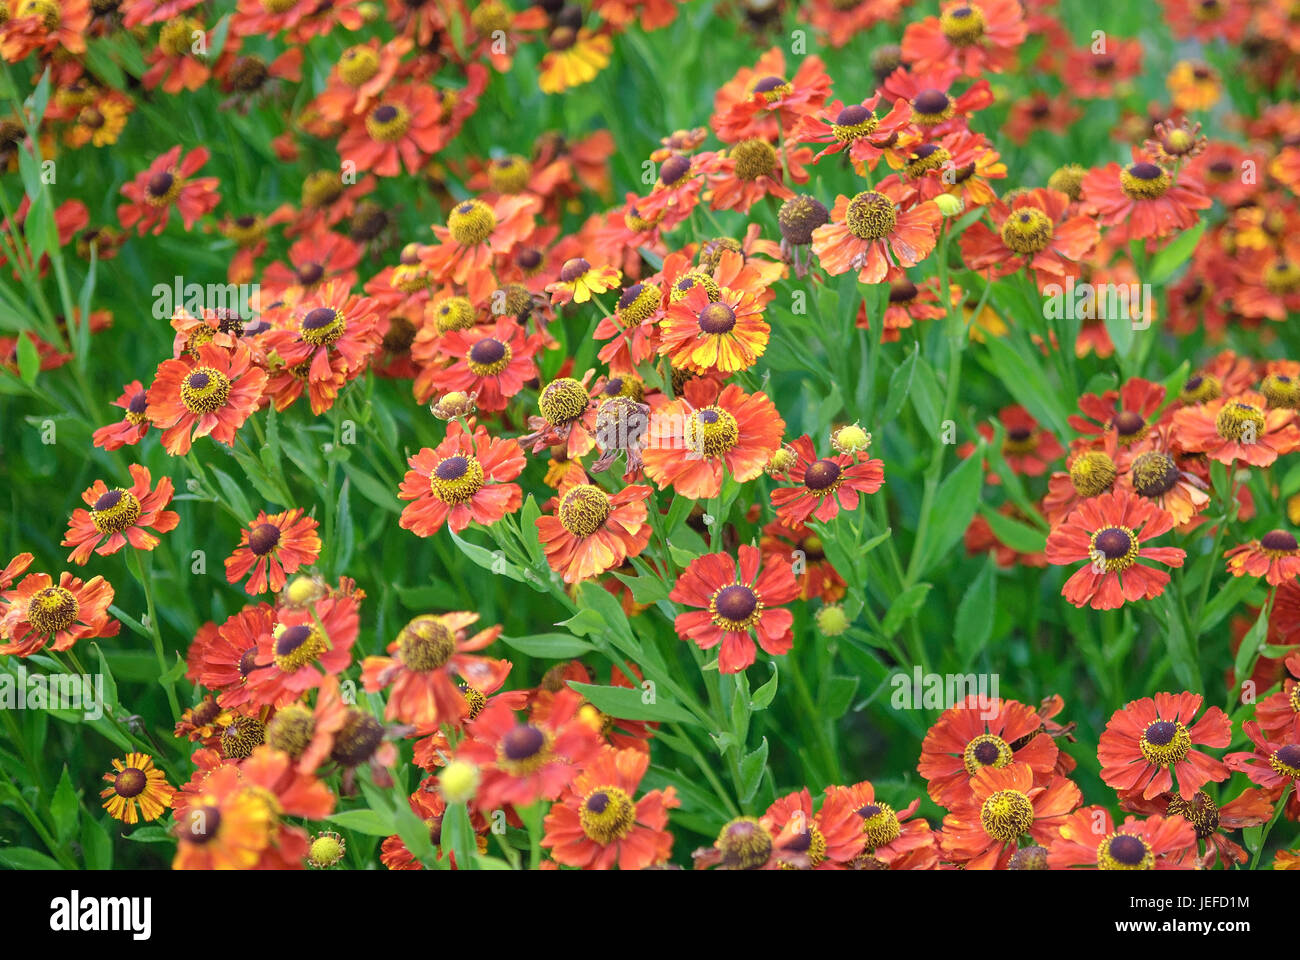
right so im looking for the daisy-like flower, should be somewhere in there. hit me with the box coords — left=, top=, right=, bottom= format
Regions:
left=938, top=762, right=1081, bottom=870
left=658, top=283, right=769, bottom=375
left=918, top=697, right=1060, bottom=808
left=546, top=256, right=622, bottom=306
left=541, top=746, right=680, bottom=870
left=1225, top=720, right=1300, bottom=792
left=1171, top=391, right=1300, bottom=468
left=760, top=787, right=866, bottom=870
left=1167, top=59, right=1220, bottom=112
left=361, top=612, right=507, bottom=727
left=428, top=317, right=541, bottom=413
left=146, top=342, right=268, bottom=456
left=99, top=753, right=175, bottom=825
left=244, top=594, right=360, bottom=708
left=1256, top=652, right=1300, bottom=744
left=1224, top=530, right=1300, bottom=586
left=337, top=84, right=449, bottom=178
left=1098, top=692, right=1231, bottom=801
left=456, top=689, right=602, bottom=810
left=1046, top=807, right=1196, bottom=870
left=535, top=481, right=652, bottom=584
left=825, top=781, right=939, bottom=870
left=1069, top=376, right=1167, bottom=459
left=793, top=94, right=912, bottom=170
left=966, top=405, right=1063, bottom=481
left=669, top=544, right=800, bottom=674
left=880, top=65, right=994, bottom=135
left=706, top=139, right=811, bottom=214
left=0, top=569, right=118, bottom=657
left=538, top=27, right=613, bottom=95
left=902, top=0, right=1027, bottom=76
left=399, top=420, right=525, bottom=537
left=422, top=194, right=540, bottom=303
left=116, top=146, right=220, bottom=236
left=266, top=280, right=381, bottom=385
left=642, top=382, right=785, bottom=500
left=1044, top=489, right=1185, bottom=611
left=92, top=380, right=152, bottom=451
left=1079, top=154, right=1210, bottom=244
left=692, top=816, right=780, bottom=870
left=1123, top=786, right=1274, bottom=869
left=263, top=676, right=350, bottom=774
left=224, top=508, right=322, bottom=595
left=62, top=465, right=179, bottom=565
left=1121, top=446, right=1209, bottom=528
left=770, top=433, right=885, bottom=527
left=0, top=0, right=91, bottom=59
left=960, top=188, right=1099, bottom=293
left=811, top=180, right=941, bottom=285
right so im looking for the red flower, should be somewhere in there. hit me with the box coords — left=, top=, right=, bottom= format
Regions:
left=902, top=0, right=1027, bottom=77
left=670, top=544, right=800, bottom=674
left=1044, top=489, right=1185, bottom=610
left=399, top=420, right=525, bottom=536
left=918, top=697, right=1060, bottom=808
left=824, top=781, right=939, bottom=870
left=62, top=464, right=179, bottom=565
left=224, top=509, right=322, bottom=595
left=770, top=434, right=885, bottom=527
left=244, top=595, right=360, bottom=708
left=1080, top=154, right=1210, bottom=243
left=429, top=317, right=541, bottom=413
left=1225, top=720, right=1300, bottom=792
left=456, top=688, right=602, bottom=809
left=92, top=380, right=152, bottom=451
left=146, top=342, right=267, bottom=456
left=1046, top=807, right=1196, bottom=869
left=0, top=569, right=118, bottom=657
left=535, top=482, right=652, bottom=584
left=1098, top=692, right=1231, bottom=800
left=541, top=746, right=680, bottom=869
left=938, top=762, right=1081, bottom=869
left=361, top=611, right=506, bottom=727
left=760, top=787, right=866, bottom=870
left=960, top=188, right=1099, bottom=293
left=1224, top=530, right=1300, bottom=586
left=812, top=180, right=942, bottom=285
left=117, top=146, right=220, bottom=235
left=338, top=84, right=449, bottom=177
left=1172, top=391, right=1300, bottom=468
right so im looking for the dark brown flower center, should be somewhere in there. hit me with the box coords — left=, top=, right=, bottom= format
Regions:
left=804, top=459, right=841, bottom=491
left=248, top=522, right=281, bottom=556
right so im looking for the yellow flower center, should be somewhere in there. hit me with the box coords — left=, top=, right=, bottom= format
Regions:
left=1069, top=450, right=1117, bottom=497
left=558, top=484, right=611, bottom=537
left=448, top=199, right=496, bottom=246
left=180, top=367, right=231, bottom=414
left=429, top=454, right=485, bottom=505
left=397, top=616, right=457, bottom=672
left=90, top=488, right=142, bottom=535
left=579, top=786, right=636, bottom=845
left=272, top=623, right=330, bottom=673
left=980, top=788, right=1034, bottom=843
left=962, top=733, right=1014, bottom=776
left=1120, top=161, right=1172, bottom=200
left=845, top=190, right=898, bottom=241
left=940, top=3, right=986, bottom=46
left=1215, top=400, right=1265, bottom=442
left=1000, top=207, right=1054, bottom=255
left=1097, top=833, right=1155, bottom=870
left=1138, top=719, right=1191, bottom=765
left=28, top=585, right=79, bottom=635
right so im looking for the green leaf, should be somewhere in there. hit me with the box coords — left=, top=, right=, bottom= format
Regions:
left=498, top=633, right=594, bottom=658
left=568, top=681, right=699, bottom=725
left=51, top=766, right=79, bottom=843
left=0, top=847, right=62, bottom=869
left=978, top=503, right=1047, bottom=554
left=881, top=583, right=931, bottom=638
left=1198, top=573, right=1256, bottom=635
left=209, top=465, right=253, bottom=521
left=1233, top=603, right=1271, bottom=684
left=737, top=737, right=769, bottom=804
left=917, top=450, right=985, bottom=576
left=327, top=809, right=397, bottom=837
left=16, top=333, right=39, bottom=386
left=881, top=345, right=917, bottom=425
left=822, top=676, right=860, bottom=719
left=81, top=817, right=113, bottom=870
left=449, top=528, right=528, bottom=584
left=440, top=801, right=476, bottom=870
left=979, top=334, right=1071, bottom=440
left=750, top=663, right=779, bottom=711
left=123, top=825, right=175, bottom=843
left=954, top=558, right=996, bottom=663
left=341, top=462, right=401, bottom=513
left=1148, top=221, right=1206, bottom=285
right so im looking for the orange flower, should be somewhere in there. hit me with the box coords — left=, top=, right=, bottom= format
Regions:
left=244, top=595, right=360, bottom=708
left=811, top=180, right=941, bottom=284
left=1047, top=807, right=1195, bottom=869
left=1098, top=692, right=1231, bottom=801
left=1172, top=391, right=1300, bottom=467
left=362, top=611, right=507, bottom=726
left=770, top=434, right=885, bottom=527
left=100, top=753, right=175, bottom=825
left=658, top=284, right=769, bottom=375
left=399, top=420, right=525, bottom=536
left=824, top=781, right=939, bottom=870
left=960, top=188, right=1099, bottom=292
left=0, top=569, right=118, bottom=657
left=535, top=481, right=652, bottom=583
left=224, top=508, right=322, bottom=595
left=146, top=342, right=267, bottom=456
left=938, top=762, right=1080, bottom=869
left=422, top=195, right=540, bottom=303
left=117, top=146, right=220, bottom=235
left=760, top=787, right=866, bottom=870
left=670, top=544, right=800, bottom=674
left=337, top=84, right=450, bottom=177
left=1080, top=154, right=1210, bottom=243
left=62, top=464, right=179, bottom=565
left=92, top=380, right=152, bottom=451
left=642, top=381, right=785, bottom=500
left=541, top=746, right=679, bottom=869
left=902, top=0, right=1027, bottom=76
left=1044, top=489, right=1185, bottom=611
